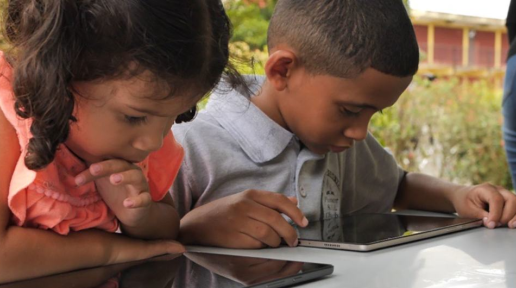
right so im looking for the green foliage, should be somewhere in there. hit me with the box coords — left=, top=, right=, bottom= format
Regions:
left=230, top=41, right=268, bottom=75
left=403, top=0, right=410, bottom=11
left=0, top=0, right=10, bottom=52
left=225, top=0, right=276, bottom=49
left=370, top=77, right=512, bottom=189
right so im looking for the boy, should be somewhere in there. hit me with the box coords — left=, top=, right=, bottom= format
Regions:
left=171, top=0, right=516, bottom=249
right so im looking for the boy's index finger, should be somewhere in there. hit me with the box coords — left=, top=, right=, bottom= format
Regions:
left=249, top=191, right=309, bottom=227
left=75, top=159, right=136, bottom=186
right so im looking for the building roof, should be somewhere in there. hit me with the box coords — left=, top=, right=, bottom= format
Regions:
left=411, top=10, right=506, bottom=31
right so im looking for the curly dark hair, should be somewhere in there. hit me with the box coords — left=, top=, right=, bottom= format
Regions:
left=3, top=0, right=242, bottom=170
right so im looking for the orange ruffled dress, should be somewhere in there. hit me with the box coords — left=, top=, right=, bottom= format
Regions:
left=0, top=53, right=184, bottom=235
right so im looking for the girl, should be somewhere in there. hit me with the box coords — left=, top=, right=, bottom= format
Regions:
left=0, top=0, right=239, bottom=282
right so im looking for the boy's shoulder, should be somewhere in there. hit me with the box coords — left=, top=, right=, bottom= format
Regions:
left=173, top=75, right=296, bottom=164
left=171, top=78, right=257, bottom=156
left=172, top=110, right=232, bottom=150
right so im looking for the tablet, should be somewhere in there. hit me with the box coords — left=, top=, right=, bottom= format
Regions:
left=0, top=252, right=334, bottom=288
left=298, top=213, right=482, bottom=252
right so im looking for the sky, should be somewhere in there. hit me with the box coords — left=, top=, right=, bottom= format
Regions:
left=410, top=0, right=511, bottom=20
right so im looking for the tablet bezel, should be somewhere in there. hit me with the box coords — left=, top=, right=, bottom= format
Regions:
left=298, top=214, right=483, bottom=252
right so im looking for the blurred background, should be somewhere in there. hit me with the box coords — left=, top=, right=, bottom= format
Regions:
left=0, top=1, right=509, bottom=189
left=223, top=0, right=514, bottom=190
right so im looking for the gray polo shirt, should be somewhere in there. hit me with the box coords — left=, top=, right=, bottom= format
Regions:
left=171, top=76, right=405, bottom=221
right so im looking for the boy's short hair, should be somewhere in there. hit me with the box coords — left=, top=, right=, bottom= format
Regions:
left=268, top=0, right=419, bottom=78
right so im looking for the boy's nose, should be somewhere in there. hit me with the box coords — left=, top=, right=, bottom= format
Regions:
left=343, top=124, right=368, bottom=141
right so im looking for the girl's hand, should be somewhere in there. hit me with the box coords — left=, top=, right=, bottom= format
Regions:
left=451, top=183, right=516, bottom=229
left=75, top=159, right=153, bottom=228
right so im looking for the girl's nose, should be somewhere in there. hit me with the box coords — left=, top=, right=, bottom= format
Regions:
left=133, top=133, right=164, bottom=153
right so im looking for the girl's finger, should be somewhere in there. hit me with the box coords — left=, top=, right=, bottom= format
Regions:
left=75, top=159, right=139, bottom=186
left=124, top=192, right=152, bottom=209
left=110, top=169, right=148, bottom=192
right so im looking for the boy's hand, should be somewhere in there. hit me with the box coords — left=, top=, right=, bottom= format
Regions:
left=75, top=159, right=153, bottom=227
left=451, top=183, right=516, bottom=229
left=179, top=190, right=309, bottom=248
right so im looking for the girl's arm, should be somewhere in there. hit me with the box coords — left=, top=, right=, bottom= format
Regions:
left=0, top=108, right=184, bottom=283
left=1, top=260, right=137, bottom=288
left=120, top=194, right=180, bottom=240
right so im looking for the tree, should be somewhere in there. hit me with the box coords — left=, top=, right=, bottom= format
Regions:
left=224, top=0, right=274, bottom=49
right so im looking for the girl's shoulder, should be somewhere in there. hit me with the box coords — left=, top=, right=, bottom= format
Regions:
left=0, top=52, right=32, bottom=154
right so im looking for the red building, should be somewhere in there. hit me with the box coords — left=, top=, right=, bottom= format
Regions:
left=411, top=10, right=508, bottom=80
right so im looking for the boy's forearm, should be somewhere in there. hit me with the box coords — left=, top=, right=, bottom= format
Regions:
left=393, top=172, right=459, bottom=213
left=120, top=202, right=179, bottom=240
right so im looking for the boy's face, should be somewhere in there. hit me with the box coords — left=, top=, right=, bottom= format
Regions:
left=279, top=68, right=412, bottom=155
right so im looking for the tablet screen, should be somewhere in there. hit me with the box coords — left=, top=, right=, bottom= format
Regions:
left=298, top=213, right=480, bottom=245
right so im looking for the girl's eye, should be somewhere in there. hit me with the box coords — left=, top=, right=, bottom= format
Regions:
left=341, top=107, right=362, bottom=117
left=124, top=115, right=147, bottom=125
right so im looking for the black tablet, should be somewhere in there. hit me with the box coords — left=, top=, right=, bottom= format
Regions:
left=0, top=252, right=333, bottom=288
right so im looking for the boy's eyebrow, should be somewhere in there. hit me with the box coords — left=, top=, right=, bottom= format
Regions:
left=338, top=101, right=380, bottom=111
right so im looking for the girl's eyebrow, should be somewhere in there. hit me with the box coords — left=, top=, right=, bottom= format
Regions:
left=126, top=105, right=172, bottom=117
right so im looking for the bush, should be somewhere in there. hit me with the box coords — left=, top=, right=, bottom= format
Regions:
left=370, top=77, right=512, bottom=189
left=224, top=0, right=276, bottom=50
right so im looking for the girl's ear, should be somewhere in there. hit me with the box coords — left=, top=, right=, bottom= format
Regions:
left=264, top=49, right=298, bottom=92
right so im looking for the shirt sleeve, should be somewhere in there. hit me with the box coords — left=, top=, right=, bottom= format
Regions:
left=169, top=125, right=197, bottom=217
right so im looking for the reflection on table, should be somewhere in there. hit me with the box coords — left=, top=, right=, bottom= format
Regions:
left=298, top=213, right=468, bottom=244
left=0, top=252, right=318, bottom=288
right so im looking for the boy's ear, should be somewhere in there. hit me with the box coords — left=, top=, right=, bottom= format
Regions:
left=265, top=50, right=297, bottom=91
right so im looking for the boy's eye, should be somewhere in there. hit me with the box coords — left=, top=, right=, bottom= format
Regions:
left=124, top=115, right=148, bottom=125
left=340, top=107, right=362, bottom=117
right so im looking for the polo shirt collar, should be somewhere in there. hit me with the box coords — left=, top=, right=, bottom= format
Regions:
left=206, top=76, right=295, bottom=164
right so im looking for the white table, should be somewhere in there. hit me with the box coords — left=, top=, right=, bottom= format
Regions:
left=188, top=227, right=516, bottom=288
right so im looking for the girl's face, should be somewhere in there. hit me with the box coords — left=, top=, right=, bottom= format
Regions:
left=66, top=73, right=198, bottom=165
